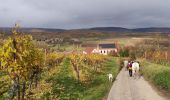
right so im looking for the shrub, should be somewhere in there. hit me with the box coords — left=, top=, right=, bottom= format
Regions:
left=141, top=61, right=170, bottom=91
left=153, top=70, right=170, bottom=90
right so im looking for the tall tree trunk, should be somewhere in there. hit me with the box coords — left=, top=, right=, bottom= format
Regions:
left=76, top=66, right=80, bottom=81
left=9, top=81, right=17, bottom=100
left=35, top=73, right=38, bottom=88
left=71, top=62, right=80, bottom=81
left=17, top=77, right=20, bottom=100
left=28, top=80, right=33, bottom=93
left=21, top=82, right=26, bottom=100
left=28, top=74, right=34, bottom=93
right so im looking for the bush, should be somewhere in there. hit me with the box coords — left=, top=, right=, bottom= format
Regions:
left=119, top=48, right=129, bottom=57
left=141, top=61, right=170, bottom=91
left=153, top=70, right=170, bottom=90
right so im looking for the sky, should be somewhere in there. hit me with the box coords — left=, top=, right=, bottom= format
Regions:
left=0, top=0, right=170, bottom=29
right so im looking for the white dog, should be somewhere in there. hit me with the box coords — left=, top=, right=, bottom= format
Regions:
left=108, top=73, right=113, bottom=82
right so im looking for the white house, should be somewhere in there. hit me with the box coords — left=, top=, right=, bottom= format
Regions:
left=83, top=43, right=118, bottom=55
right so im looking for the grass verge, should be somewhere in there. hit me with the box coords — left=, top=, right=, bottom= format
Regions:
left=82, top=57, right=120, bottom=100
left=140, top=60, right=170, bottom=92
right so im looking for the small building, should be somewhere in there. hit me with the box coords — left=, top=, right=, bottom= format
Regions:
left=83, top=47, right=95, bottom=54
left=83, top=43, right=118, bottom=55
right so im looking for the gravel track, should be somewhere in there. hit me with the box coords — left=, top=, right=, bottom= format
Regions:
left=107, top=68, right=168, bottom=100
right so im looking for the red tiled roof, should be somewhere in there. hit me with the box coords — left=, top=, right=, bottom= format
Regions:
left=84, top=47, right=95, bottom=54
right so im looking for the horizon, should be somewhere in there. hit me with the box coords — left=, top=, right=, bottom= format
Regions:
left=1, top=26, right=170, bottom=30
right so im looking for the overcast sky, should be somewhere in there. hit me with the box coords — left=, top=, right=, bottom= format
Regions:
left=0, top=0, right=170, bottom=29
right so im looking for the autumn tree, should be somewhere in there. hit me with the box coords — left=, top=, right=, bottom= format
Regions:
left=0, top=27, right=45, bottom=100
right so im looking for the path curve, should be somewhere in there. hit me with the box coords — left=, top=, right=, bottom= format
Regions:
left=107, top=68, right=168, bottom=100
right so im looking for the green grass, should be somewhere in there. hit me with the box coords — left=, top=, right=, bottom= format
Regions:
left=43, top=57, right=120, bottom=100
left=44, top=58, right=85, bottom=100
left=51, top=44, right=83, bottom=52
left=82, top=58, right=120, bottom=100
left=141, top=60, right=170, bottom=91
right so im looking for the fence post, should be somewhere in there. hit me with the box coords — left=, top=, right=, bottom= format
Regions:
left=144, top=51, right=147, bottom=59
left=165, top=51, right=168, bottom=60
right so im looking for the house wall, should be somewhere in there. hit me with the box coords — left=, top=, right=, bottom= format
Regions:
left=93, top=48, right=117, bottom=55
left=83, top=51, right=87, bottom=54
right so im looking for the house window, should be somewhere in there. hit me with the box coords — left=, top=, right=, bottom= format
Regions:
left=101, top=50, right=102, bottom=53
left=104, top=50, right=106, bottom=53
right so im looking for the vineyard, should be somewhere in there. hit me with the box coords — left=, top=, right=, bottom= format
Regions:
left=144, top=51, right=170, bottom=66
left=0, top=29, right=121, bottom=99
left=131, top=36, right=170, bottom=67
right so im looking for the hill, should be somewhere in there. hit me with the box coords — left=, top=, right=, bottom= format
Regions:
left=87, top=27, right=170, bottom=33
left=132, top=27, right=170, bottom=33
left=0, top=27, right=65, bottom=34
left=88, top=27, right=131, bottom=32
left=1, top=27, right=170, bottom=35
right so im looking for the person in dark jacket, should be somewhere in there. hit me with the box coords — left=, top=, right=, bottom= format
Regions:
left=128, top=61, right=133, bottom=77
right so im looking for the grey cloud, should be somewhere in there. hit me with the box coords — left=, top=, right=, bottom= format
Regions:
left=0, top=0, right=170, bottom=29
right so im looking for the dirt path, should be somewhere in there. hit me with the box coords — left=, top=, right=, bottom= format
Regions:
left=107, top=68, right=168, bottom=100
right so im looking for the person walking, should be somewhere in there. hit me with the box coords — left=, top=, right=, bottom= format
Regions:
left=128, top=61, right=133, bottom=77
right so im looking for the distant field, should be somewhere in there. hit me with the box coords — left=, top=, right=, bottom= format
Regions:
left=83, top=37, right=153, bottom=46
